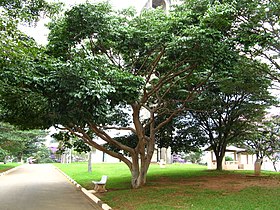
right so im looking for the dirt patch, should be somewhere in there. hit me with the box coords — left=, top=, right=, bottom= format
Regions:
left=153, top=174, right=280, bottom=192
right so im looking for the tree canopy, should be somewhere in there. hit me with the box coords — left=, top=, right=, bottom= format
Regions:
left=230, top=0, right=280, bottom=79
left=0, top=0, right=62, bottom=127
left=0, top=0, right=59, bottom=22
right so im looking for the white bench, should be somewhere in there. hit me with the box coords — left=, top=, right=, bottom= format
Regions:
left=92, top=175, right=108, bottom=192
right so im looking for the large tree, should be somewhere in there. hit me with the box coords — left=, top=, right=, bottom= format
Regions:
left=174, top=57, right=275, bottom=170
left=1, top=0, right=278, bottom=188
left=45, top=3, right=219, bottom=188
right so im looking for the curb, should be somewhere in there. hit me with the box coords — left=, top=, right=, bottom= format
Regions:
left=0, top=165, right=22, bottom=176
left=54, top=166, right=112, bottom=210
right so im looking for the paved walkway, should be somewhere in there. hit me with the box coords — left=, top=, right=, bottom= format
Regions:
left=0, top=164, right=102, bottom=210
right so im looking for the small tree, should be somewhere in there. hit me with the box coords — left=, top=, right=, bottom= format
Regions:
left=52, top=131, right=92, bottom=171
left=0, top=122, right=47, bottom=162
left=174, top=57, right=275, bottom=170
left=242, top=117, right=280, bottom=174
left=269, top=153, right=280, bottom=172
left=184, top=150, right=203, bottom=164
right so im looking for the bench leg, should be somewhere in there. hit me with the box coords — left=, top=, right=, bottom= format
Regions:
left=94, top=184, right=106, bottom=192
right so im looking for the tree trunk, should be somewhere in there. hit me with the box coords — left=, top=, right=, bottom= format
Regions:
left=129, top=152, right=151, bottom=189
left=88, top=149, right=92, bottom=173
left=213, top=142, right=226, bottom=171
left=272, top=160, right=278, bottom=172
left=254, top=158, right=263, bottom=176
left=20, top=154, right=24, bottom=164
left=216, top=155, right=224, bottom=171
left=131, top=170, right=145, bottom=189
left=130, top=163, right=149, bottom=189
left=128, top=103, right=155, bottom=188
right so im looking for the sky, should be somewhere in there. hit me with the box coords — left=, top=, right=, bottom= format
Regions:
left=20, top=0, right=147, bottom=45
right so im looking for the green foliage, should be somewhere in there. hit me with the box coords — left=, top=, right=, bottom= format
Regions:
left=47, top=2, right=114, bottom=58
left=184, top=150, right=203, bottom=163
left=0, top=147, right=7, bottom=161
left=225, top=156, right=234, bottom=161
left=32, top=144, right=53, bottom=163
left=1, top=52, right=144, bottom=128
left=2, top=1, right=218, bottom=130
left=52, top=131, right=91, bottom=154
left=0, top=0, right=61, bottom=23
left=234, top=0, right=280, bottom=78
left=0, top=122, right=47, bottom=161
left=0, top=123, right=52, bottom=163
left=0, top=0, right=63, bottom=129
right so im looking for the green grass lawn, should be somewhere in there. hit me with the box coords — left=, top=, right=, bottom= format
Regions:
left=54, top=162, right=280, bottom=210
left=0, top=162, right=20, bottom=173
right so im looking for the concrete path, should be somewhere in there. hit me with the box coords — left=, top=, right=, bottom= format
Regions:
left=0, top=164, right=102, bottom=210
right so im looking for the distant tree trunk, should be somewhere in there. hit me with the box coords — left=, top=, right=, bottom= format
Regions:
left=88, top=148, right=93, bottom=173
left=214, top=146, right=226, bottom=171
left=272, top=160, right=278, bottom=172
left=216, top=155, right=224, bottom=171
left=254, top=158, right=263, bottom=176
left=20, top=154, right=24, bottom=163
left=68, top=149, right=72, bottom=163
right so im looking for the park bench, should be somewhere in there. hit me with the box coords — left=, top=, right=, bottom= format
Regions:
left=92, top=175, right=108, bottom=192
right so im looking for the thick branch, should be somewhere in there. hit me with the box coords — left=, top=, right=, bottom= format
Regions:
left=65, top=126, right=132, bottom=167
left=132, top=103, right=150, bottom=152
left=89, top=123, right=135, bottom=154
left=101, top=125, right=136, bottom=133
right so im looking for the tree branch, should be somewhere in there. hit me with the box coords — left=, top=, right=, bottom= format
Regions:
left=88, top=123, right=135, bottom=154
left=101, top=125, right=136, bottom=133
left=65, top=126, right=132, bottom=168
